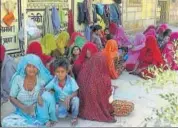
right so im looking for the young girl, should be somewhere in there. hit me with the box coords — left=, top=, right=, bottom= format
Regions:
left=70, top=46, right=81, bottom=65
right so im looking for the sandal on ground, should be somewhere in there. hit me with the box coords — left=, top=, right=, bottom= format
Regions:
left=71, top=118, right=78, bottom=126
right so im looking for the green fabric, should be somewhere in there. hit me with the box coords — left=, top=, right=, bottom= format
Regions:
left=59, top=9, right=66, bottom=27
left=75, top=36, right=86, bottom=48
left=41, top=34, right=57, bottom=55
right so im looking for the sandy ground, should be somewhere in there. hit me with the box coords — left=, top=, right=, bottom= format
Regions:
left=1, top=25, right=178, bottom=127
left=1, top=71, right=178, bottom=127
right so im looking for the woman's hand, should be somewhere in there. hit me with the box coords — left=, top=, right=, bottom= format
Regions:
left=23, top=104, right=35, bottom=115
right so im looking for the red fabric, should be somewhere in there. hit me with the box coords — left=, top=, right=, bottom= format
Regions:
left=58, top=82, right=64, bottom=89
left=77, top=52, right=115, bottom=122
left=162, top=41, right=178, bottom=70
left=26, top=41, right=52, bottom=66
left=68, top=32, right=83, bottom=46
left=126, top=64, right=136, bottom=71
left=73, top=42, right=98, bottom=78
left=156, top=27, right=165, bottom=34
left=0, top=44, right=5, bottom=62
left=138, top=36, right=164, bottom=78
left=67, top=10, right=74, bottom=37
left=143, top=25, right=156, bottom=34
left=109, top=22, right=118, bottom=35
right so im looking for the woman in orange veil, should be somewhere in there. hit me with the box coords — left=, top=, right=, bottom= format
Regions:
left=102, top=39, right=123, bottom=79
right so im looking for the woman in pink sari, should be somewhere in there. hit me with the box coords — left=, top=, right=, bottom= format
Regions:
left=125, top=33, right=146, bottom=71
left=109, top=22, right=130, bottom=47
left=162, top=32, right=178, bottom=70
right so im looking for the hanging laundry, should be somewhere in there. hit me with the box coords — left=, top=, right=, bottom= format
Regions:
left=59, top=8, right=66, bottom=27
left=67, top=10, right=74, bottom=37
left=109, top=3, right=122, bottom=25
left=77, top=2, right=85, bottom=25
left=84, top=0, right=93, bottom=24
left=84, top=25, right=91, bottom=41
left=101, top=4, right=110, bottom=27
left=52, top=6, right=60, bottom=35
left=96, top=4, right=104, bottom=16
left=93, top=4, right=97, bottom=23
left=42, top=7, right=54, bottom=36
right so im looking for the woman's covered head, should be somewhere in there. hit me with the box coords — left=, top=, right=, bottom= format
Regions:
left=16, top=54, right=52, bottom=82
left=82, top=43, right=98, bottom=59
left=134, top=33, right=146, bottom=46
left=53, top=58, right=70, bottom=81
left=26, top=41, right=42, bottom=56
left=105, top=39, right=118, bottom=52
left=170, top=32, right=178, bottom=42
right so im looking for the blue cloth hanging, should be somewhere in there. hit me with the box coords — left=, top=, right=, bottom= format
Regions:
left=84, top=25, right=91, bottom=41
left=96, top=4, right=104, bottom=16
left=52, top=7, right=60, bottom=34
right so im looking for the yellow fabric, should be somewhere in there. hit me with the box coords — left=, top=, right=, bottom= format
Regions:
left=56, top=31, right=70, bottom=55
left=41, top=34, right=56, bottom=55
left=98, top=15, right=106, bottom=29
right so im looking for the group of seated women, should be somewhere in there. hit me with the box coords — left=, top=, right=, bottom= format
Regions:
left=1, top=22, right=177, bottom=127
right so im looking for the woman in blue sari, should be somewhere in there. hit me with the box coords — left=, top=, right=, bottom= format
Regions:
left=2, top=54, right=57, bottom=127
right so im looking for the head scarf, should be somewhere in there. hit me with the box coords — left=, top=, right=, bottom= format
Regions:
left=75, top=42, right=98, bottom=64
left=10, top=54, right=52, bottom=86
left=109, top=22, right=130, bottom=46
left=144, top=28, right=156, bottom=37
left=74, top=36, right=86, bottom=48
left=160, top=24, right=168, bottom=30
left=102, top=39, right=119, bottom=79
left=73, top=42, right=98, bottom=78
left=41, top=34, right=56, bottom=55
left=68, top=32, right=83, bottom=46
left=156, top=26, right=165, bottom=35
left=125, top=33, right=146, bottom=65
left=143, top=25, right=156, bottom=34
left=139, top=35, right=163, bottom=67
left=26, top=41, right=52, bottom=66
left=77, top=52, right=114, bottom=122
left=56, top=31, right=70, bottom=55
left=0, top=44, right=5, bottom=62
left=170, top=32, right=178, bottom=42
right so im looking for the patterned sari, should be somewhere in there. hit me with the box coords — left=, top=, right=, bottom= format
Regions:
left=77, top=52, right=115, bottom=122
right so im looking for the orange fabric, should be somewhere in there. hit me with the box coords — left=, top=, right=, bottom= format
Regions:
left=3, top=12, right=15, bottom=26
left=102, top=39, right=119, bottom=79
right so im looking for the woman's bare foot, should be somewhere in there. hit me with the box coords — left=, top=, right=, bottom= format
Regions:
left=71, top=118, right=78, bottom=126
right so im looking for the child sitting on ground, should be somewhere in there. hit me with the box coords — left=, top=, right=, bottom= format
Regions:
left=45, top=58, right=79, bottom=126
